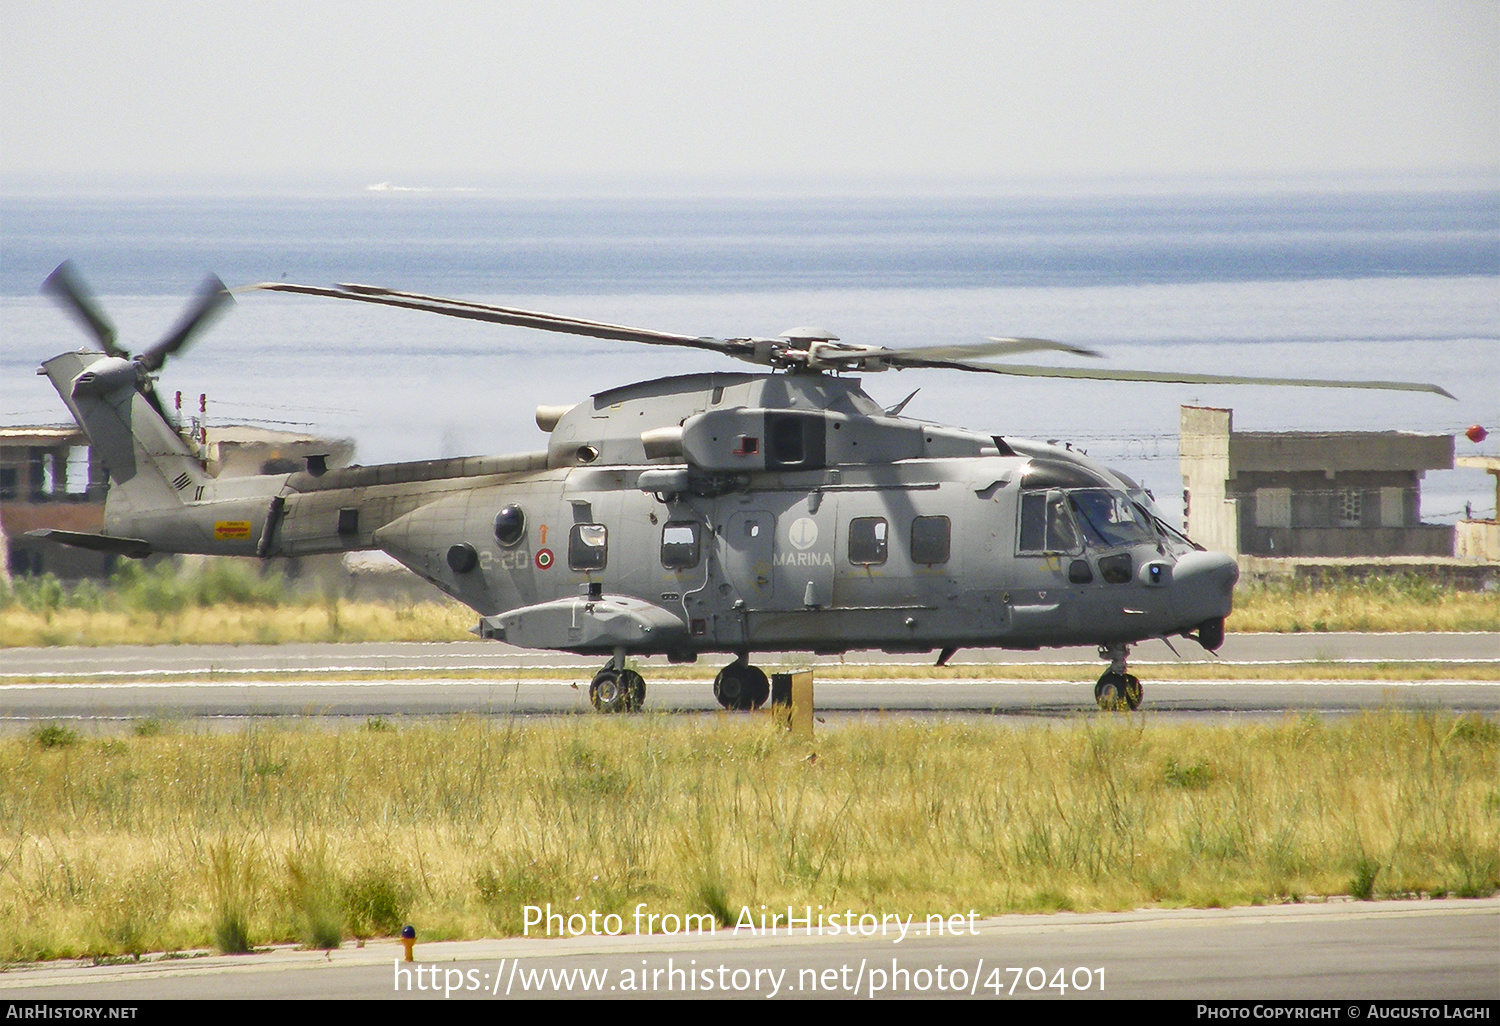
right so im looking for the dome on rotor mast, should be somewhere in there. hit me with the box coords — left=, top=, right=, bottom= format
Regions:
left=778, top=326, right=840, bottom=344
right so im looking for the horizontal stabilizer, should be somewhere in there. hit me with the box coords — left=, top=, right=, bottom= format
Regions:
left=25, top=529, right=152, bottom=559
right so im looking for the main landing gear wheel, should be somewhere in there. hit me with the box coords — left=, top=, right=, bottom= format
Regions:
left=1094, top=671, right=1142, bottom=711
left=713, top=662, right=769, bottom=711
left=590, top=667, right=645, bottom=713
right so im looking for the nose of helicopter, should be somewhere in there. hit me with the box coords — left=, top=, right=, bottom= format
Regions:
left=1171, top=549, right=1239, bottom=622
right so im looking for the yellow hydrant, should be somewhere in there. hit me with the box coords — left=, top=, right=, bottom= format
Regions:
left=401, top=925, right=415, bottom=962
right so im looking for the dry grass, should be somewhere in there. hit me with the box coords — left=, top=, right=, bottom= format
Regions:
left=0, top=599, right=473, bottom=647
left=1, top=711, right=1495, bottom=963
left=2, top=580, right=1496, bottom=649
left=1230, top=574, right=1499, bottom=633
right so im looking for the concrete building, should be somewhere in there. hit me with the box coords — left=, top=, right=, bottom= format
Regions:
left=1455, top=455, right=1500, bottom=562
left=0, top=425, right=111, bottom=579
left=1180, top=406, right=1455, bottom=560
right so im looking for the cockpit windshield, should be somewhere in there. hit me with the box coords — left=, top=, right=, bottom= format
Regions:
left=1067, top=489, right=1157, bottom=549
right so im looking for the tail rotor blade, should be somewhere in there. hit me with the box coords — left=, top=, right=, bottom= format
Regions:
left=137, top=273, right=234, bottom=372
left=41, top=261, right=122, bottom=356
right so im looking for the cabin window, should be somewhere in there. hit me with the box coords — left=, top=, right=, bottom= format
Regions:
left=337, top=507, right=359, bottom=536
left=1017, top=492, right=1081, bottom=554
left=910, top=515, right=951, bottom=565
left=660, top=521, right=701, bottom=569
left=493, top=505, right=526, bottom=547
left=569, top=523, right=608, bottom=570
left=848, top=517, right=888, bottom=565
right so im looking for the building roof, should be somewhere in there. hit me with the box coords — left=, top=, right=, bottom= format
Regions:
left=1228, top=430, right=1454, bottom=474
left=0, top=425, right=86, bottom=447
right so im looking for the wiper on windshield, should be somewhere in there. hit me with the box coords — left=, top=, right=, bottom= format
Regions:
left=1137, top=502, right=1203, bottom=551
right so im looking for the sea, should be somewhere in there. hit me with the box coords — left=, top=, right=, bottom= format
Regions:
left=2, top=188, right=1497, bottom=526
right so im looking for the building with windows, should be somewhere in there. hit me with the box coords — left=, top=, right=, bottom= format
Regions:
left=0, top=425, right=110, bottom=578
left=1179, top=406, right=1455, bottom=560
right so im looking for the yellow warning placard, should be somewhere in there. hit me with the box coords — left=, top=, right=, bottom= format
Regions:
left=214, top=521, right=252, bottom=540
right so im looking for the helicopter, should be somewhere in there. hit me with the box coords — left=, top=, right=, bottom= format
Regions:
left=30, top=261, right=1455, bottom=712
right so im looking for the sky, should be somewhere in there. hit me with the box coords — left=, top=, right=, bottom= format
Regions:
left=2, top=0, right=1497, bottom=193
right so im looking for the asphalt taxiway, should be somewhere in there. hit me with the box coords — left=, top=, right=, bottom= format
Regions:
left=1, top=899, right=1494, bottom=1000
left=1, top=633, right=1494, bottom=725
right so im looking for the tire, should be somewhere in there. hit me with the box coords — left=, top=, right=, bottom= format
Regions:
left=590, top=669, right=629, bottom=713
left=713, top=664, right=762, bottom=711
left=1122, top=673, right=1143, bottom=710
left=1094, top=671, right=1127, bottom=711
left=744, top=666, right=769, bottom=709
left=620, top=669, right=646, bottom=712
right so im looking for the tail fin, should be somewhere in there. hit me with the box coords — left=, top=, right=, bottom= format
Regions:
left=40, top=350, right=210, bottom=513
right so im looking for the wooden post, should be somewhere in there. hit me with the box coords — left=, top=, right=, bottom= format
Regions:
left=789, top=668, right=814, bottom=739
left=770, top=669, right=814, bottom=738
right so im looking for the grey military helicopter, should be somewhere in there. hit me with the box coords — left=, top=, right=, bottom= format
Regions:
left=32, top=262, right=1454, bottom=712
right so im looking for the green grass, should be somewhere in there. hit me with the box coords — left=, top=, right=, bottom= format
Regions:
left=0, top=711, right=1494, bottom=964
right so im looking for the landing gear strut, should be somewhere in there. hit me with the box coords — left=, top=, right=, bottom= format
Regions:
left=1094, top=643, right=1142, bottom=711
left=590, top=648, right=645, bottom=713
left=713, top=653, right=769, bottom=711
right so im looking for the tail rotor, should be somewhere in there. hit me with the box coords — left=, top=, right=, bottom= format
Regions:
left=42, top=260, right=234, bottom=420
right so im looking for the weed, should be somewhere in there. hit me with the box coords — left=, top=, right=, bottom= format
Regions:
left=1163, top=758, right=1214, bottom=790
left=1446, top=715, right=1500, bottom=747
left=285, top=849, right=343, bottom=950
left=213, top=915, right=253, bottom=956
left=32, top=723, right=79, bottom=749
left=1349, top=857, right=1381, bottom=900
left=695, top=878, right=734, bottom=929
left=208, top=840, right=257, bottom=955
left=343, top=870, right=409, bottom=938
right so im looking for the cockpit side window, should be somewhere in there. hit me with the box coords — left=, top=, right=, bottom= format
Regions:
left=1017, top=491, right=1081, bottom=554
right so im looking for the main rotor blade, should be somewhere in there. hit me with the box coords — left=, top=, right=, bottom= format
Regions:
left=882, top=337, right=1103, bottom=363
left=246, top=282, right=744, bottom=357
left=913, top=357, right=1456, bottom=398
left=41, top=261, right=121, bottom=356
left=135, top=274, right=234, bottom=372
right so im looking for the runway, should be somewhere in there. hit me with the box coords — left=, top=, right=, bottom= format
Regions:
left=1, top=900, right=1494, bottom=1000
left=5, top=631, right=1498, bottom=678
left=1, top=633, right=1495, bottom=725
left=2, top=678, right=1498, bottom=726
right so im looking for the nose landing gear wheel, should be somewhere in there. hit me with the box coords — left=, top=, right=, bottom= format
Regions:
left=1095, top=671, right=1142, bottom=711
left=590, top=667, right=646, bottom=713
left=713, top=662, right=770, bottom=711
left=621, top=669, right=646, bottom=710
